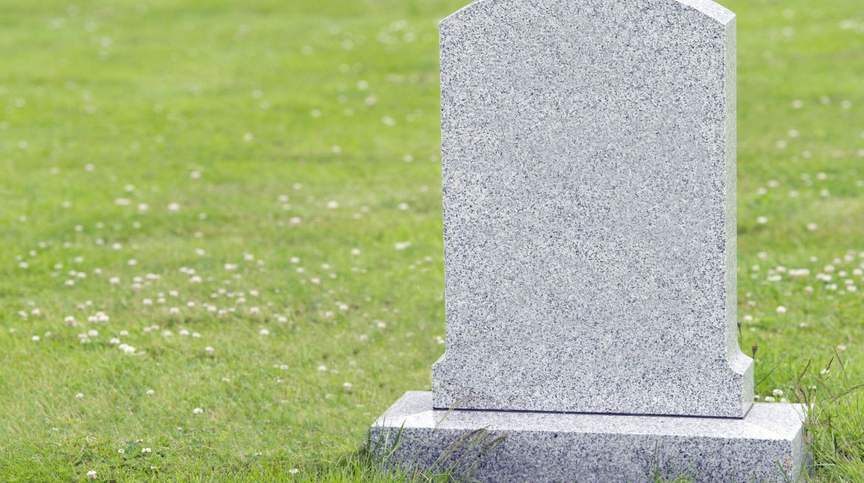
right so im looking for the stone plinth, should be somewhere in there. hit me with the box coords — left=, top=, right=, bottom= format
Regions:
left=373, top=392, right=808, bottom=483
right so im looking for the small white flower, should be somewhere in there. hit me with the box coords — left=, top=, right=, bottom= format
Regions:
left=772, top=389, right=784, bottom=397
left=193, top=407, right=204, bottom=414
left=168, top=202, right=180, bottom=212
left=259, top=328, right=270, bottom=336
left=118, top=448, right=125, bottom=454
left=87, top=470, right=97, bottom=480
left=75, top=393, right=84, bottom=399
left=343, top=382, right=353, bottom=391
left=289, top=468, right=299, bottom=475
left=205, top=346, right=215, bottom=355
left=776, top=306, right=787, bottom=315
left=31, top=335, right=40, bottom=342
left=145, top=389, right=155, bottom=396
left=142, top=447, right=152, bottom=454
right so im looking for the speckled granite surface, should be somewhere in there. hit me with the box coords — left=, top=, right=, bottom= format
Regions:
left=432, top=0, right=752, bottom=418
left=372, top=392, right=808, bottom=483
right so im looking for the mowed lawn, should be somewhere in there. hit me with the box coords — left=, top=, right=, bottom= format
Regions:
left=0, top=0, right=862, bottom=481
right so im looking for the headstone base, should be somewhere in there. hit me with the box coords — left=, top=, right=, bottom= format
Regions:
left=371, top=391, right=807, bottom=483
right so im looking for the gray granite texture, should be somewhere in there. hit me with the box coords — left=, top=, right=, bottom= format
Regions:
left=433, top=0, right=753, bottom=418
left=372, top=392, right=808, bottom=483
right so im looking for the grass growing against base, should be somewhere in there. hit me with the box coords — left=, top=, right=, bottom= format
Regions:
left=0, top=0, right=862, bottom=481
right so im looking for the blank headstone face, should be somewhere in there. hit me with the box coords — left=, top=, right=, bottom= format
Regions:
left=432, top=0, right=753, bottom=418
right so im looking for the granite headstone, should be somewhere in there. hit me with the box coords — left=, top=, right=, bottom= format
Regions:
left=372, top=0, right=807, bottom=481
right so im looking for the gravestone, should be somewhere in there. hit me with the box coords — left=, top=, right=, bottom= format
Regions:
left=372, top=0, right=807, bottom=481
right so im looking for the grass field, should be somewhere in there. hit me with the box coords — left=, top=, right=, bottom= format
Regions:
left=0, top=0, right=863, bottom=481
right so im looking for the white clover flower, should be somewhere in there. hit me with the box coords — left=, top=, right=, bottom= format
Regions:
left=259, top=328, right=270, bottom=336
left=193, top=407, right=204, bottom=414
left=776, top=306, right=787, bottom=315
left=87, top=470, right=97, bottom=480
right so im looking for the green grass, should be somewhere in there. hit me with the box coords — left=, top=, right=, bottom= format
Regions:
left=0, top=0, right=862, bottom=481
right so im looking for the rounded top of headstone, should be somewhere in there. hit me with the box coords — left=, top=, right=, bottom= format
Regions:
left=442, top=0, right=735, bottom=28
